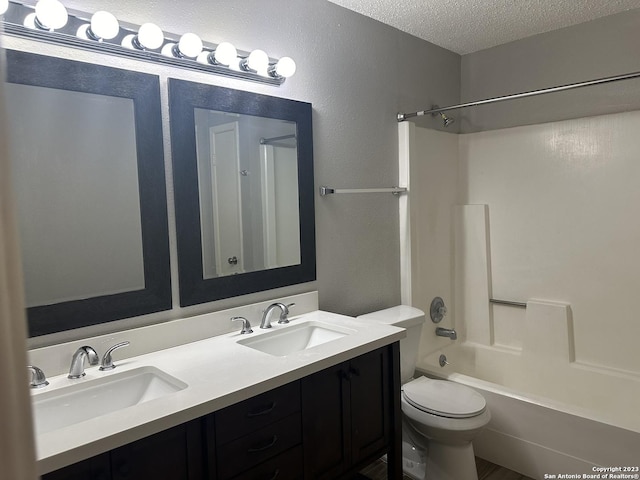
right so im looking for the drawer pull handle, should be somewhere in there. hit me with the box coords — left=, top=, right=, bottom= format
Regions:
left=267, top=469, right=280, bottom=480
left=247, top=402, right=276, bottom=417
left=247, top=435, right=278, bottom=453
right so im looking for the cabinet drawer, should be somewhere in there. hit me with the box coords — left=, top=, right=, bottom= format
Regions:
left=216, top=381, right=300, bottom=443
left=228, top=446, right=303, bottom=480
left=217, top=414, right=301, bottom=480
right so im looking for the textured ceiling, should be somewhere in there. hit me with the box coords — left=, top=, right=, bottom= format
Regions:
left=326, top=0, right=640, bottom=54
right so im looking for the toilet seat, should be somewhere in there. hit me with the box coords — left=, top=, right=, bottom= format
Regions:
left=402, top=377, right=486, bottom=419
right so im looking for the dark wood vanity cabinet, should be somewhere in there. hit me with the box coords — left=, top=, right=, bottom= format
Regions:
left=42, top=343, right=400, bottom=480
left=42, top=420, right=203, bottom=480
left=41, top=453, right=111, bottom=480
left=207, top=381, right=303, bottom=480
left=300, top=347, right=393, bottom=479
left=110, top=421, right=204, bottom=480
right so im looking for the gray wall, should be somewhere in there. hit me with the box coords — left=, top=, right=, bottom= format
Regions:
left=74, top=0, right=460, bottom=317
left=17, top=0, right=460, bottom=345
left=460, top=8, right=640, bottom=132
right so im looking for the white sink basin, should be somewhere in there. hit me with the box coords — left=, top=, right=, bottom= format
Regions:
left=237, top=320, right=355, bottom=356
left=32, top=366, right=187, bottom=436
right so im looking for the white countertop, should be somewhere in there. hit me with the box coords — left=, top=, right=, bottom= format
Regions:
left=32, top=310, right=405, bottom=475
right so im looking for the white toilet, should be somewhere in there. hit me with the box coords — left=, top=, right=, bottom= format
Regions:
left=358, top=306, right=490, bottom=480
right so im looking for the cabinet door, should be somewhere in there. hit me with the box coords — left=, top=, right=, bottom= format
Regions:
left=349, top=347, right=390, bottom=465
left=301, top=361, right=350, bottom=479
left=110, top=420, right=204, bottom=480
left=42, top=453, right=111, bottom=480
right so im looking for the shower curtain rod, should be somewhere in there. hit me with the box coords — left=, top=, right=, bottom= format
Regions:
left=260, top=134, right=297, bottom=145
left=397, top=69, right=640, bottom=122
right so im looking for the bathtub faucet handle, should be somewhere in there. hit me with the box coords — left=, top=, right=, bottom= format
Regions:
left=430, top=297, right=448, bottom=323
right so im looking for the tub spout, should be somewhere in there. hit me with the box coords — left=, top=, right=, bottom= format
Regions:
left=436, top=327, right=457, bottom=340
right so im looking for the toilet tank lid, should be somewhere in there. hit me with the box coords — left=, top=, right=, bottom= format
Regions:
left=357, top=305, right=425, bottom=328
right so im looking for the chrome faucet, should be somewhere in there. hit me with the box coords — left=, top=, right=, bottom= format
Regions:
left=68, top=346, right=99, bottom=379
left=99, top=341, right=130, bottom=371
left=435, top=327, right=457, bottom=340
left=27, top=365, right=49, bottom=388
left=231, top=316, right=253, bottom=334
left=260, top=302, right=295, bottom=329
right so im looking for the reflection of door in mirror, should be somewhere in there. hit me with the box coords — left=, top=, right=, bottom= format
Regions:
left=196, top=117, right=244, bottom=278
left=260, top=140, right=300, bottom=269
left=169, top=78, right=315, bottom=307
left=194, top=106, right=300, bottom=278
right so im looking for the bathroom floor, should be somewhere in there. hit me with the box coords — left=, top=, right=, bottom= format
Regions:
left=357, top=457, right=535, bottom=480
left=475, top=457, right=536, bottom=479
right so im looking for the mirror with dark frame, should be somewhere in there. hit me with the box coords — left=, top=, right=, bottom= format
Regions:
left=5, top=50, right=172, bottom=337
left=169, top=79, right=315, bottom=307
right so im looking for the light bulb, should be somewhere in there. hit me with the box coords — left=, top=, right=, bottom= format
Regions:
left=213, top=42, right=237, bottom=66
left=121, top=33, right=136, bottom=49
left=137, top=23, right=164, bottom=50
left=177, top=33, right=203, bottom=58
left=244, top=49, right=269, bottom=74
left=196, top=51, right=211, bottom=65
left=273, top=57, right=296, bottom=78
left=90, top=11, right=119, bottom=40
left=23, top=12, right=36, bottom=28
left=34, top=0, right=68, bottom=30
left=0, top=0, right=9, bottom=16
left=161, top=42, right=177, bottom=57
left=78, top=11, right=120, bottom=41
left=76, top=23, right=91, bottom=39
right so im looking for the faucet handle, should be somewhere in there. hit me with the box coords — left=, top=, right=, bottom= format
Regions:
left=232, top=316, right=253, bottom=334
left=99, top=341, right=130, bottom=371
left=27, top=365, right=49, bottom=388
left=277, top=303, right=296, bottom=324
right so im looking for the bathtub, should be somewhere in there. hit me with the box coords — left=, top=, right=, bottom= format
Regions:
left=416, top=343, right=640, bottom=478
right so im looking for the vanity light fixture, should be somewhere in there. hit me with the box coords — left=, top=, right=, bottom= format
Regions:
left=2, top=0, right=296, bottom=86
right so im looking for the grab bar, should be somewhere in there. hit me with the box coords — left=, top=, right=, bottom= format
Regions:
left=319, top=186, right=407, bottom=196
left=489, top=298, right=527, bottom=308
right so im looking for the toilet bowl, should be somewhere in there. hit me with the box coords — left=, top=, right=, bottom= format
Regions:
left=401, top=376, right=491, bottom=480
left=358, top=306, right=490, bottom=480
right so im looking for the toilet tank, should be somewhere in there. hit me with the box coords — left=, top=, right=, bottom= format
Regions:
left=358, top=306, right=425, bottom=384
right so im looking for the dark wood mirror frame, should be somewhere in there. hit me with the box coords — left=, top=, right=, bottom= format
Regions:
left=168, top=79, right=316, bottom=307
left=6, top=50, right=172, bottom=337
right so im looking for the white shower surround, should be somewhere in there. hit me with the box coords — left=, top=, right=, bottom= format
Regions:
left=400, top=111, right=640, bottom=475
